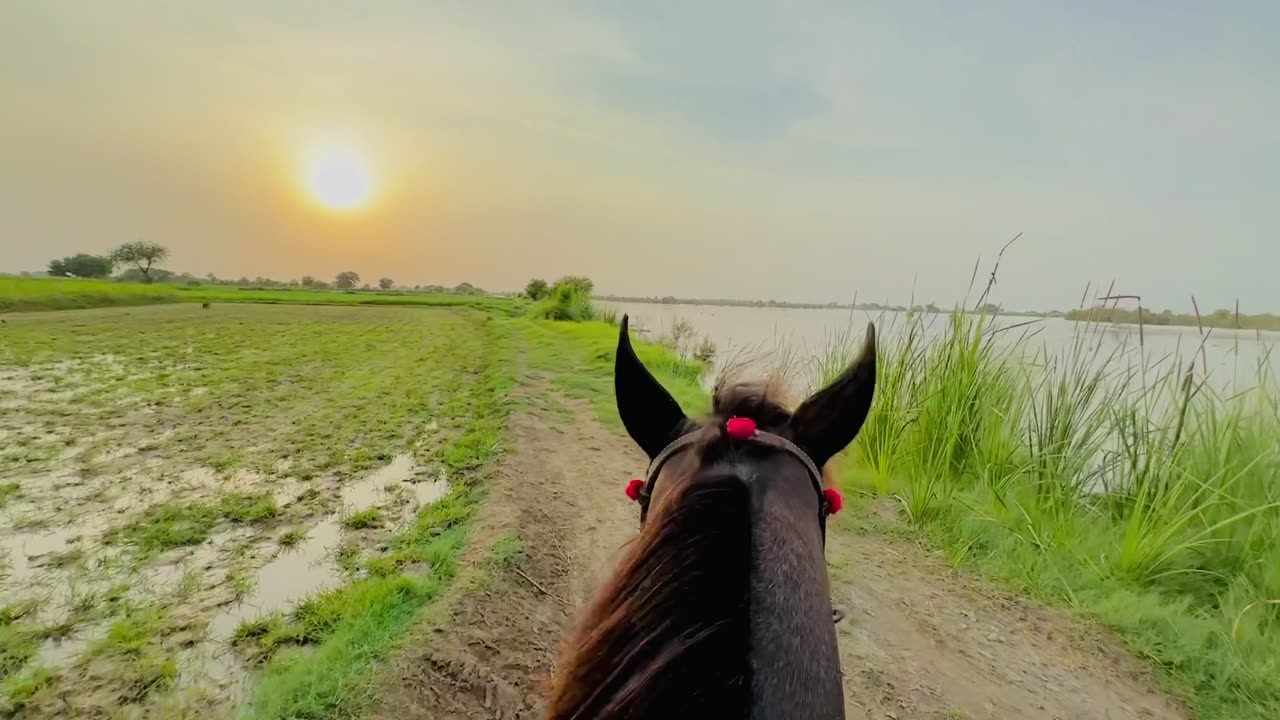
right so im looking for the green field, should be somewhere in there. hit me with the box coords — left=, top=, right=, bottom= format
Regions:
left=0, top=277, right=516, bottom=315
left=0, top=304, right=517, bottom=717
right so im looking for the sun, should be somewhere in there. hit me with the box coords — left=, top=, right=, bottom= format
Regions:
left=301, top=144, right=373, bottom=211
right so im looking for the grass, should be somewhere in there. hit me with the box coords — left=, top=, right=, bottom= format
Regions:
left=277, top=527, right=306, bottom=548
left=0, top=482, right=20, bottom=507
left=238, top=310, right=514, bottom=720
left=0, top=276, right=518, bottom=314
left=0, top=277, right=180, bottom=312
left=104, top=493, right=278, bottom=555
left=519, top=317, right=709, bottom=428
left=0, top=303, right=518, bottom=717
left=340, top=507, right=383, bottom=529
left=818, top=305, right=1280, bottom=720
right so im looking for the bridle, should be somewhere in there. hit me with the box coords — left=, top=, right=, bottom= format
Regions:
left=631, top=417, right=840, bottom=539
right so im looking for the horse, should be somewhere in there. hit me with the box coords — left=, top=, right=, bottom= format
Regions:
left=547, top=315, right=876, bottom=719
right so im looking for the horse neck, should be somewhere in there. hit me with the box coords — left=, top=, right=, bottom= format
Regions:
left=746, top=467, right=845, bottom=720
left=546, top=466, right=842, bottom=720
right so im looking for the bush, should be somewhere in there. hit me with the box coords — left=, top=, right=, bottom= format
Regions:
left=524, top=278, right=550, bottom=301
left=527, top=277, right=604, bottom=322
left=47, top=254, right=113, bottom=279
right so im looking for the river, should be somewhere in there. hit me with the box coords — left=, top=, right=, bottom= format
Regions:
left=601, top=301, right=1280, bottom=397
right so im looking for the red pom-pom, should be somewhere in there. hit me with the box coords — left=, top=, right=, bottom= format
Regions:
left=725, top=417, right=757, bottom=440
left=822, top=488, right=844, bottom=515
left=625, top=479, right=645, bottom=502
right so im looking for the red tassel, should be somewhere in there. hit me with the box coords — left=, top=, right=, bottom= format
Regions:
left=822, top=488, right=844, bottom=515
left=725, top=417, right=757, bottom=440
left=625, top=479, right=645, bottom=502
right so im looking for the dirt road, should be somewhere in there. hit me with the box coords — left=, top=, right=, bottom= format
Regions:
left=369, top=391, right=1185, bottom=720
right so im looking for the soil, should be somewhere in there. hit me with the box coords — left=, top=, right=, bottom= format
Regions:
left=369, top=391, right=1186, bottom=720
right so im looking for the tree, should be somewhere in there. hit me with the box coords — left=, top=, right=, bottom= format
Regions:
left=378, top=277, right=394, bottom=290
left=524, top=278, right=550, bottom=300
left=47, top=254, right=113, bottom=278
left=335, top=271, right=360, bottom=289
left=301, top=276, right=316, bottom=287
left=109, top=242, right=168, bottom=283
left=554, top=276, right=594, bottom=296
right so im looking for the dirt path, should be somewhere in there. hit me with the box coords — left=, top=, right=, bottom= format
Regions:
left=370, top=392, right=1185, bottom=720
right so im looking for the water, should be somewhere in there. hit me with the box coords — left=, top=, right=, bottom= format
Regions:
left=605, top=302, right=1280, bottom=395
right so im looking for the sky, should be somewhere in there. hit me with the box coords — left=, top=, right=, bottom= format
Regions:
left=2, top=2, right=1277, bottom=312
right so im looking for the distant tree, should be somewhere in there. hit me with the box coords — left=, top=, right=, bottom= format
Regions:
left=378, top=277, right=394, bottom=290
left=206, top=272, right=218, bottom=282
left=47, top=254, right=113, bottom=278
left=335, top=271, right=360, bottom=289
left=554, top=276, right=594, bottom=296
left=454, top=282, right=476, bottom=294
left=109, top=242, right=168, bottom=283
left=361, top=283, right=371, bottom=290
left=314, top=280, right=331, bottom=289
left=524, top=278, right=550, bottom=300
left=301, top=275, right=317, bottom=287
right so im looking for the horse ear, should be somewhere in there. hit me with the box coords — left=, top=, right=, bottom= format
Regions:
left=615, top=315, right=688, bottom=459
left=788, top=323, right=876, bottom=468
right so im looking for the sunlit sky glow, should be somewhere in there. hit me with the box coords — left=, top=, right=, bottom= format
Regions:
left=1, top=2, right=1276, bottom=311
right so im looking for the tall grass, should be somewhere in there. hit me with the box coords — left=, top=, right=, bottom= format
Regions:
left=824, top=304, right=1280, bottom=719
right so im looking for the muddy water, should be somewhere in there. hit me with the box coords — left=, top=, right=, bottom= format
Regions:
left=206, top=518, right=344, bottom=641
left=205, top=454, right=451, bottom=642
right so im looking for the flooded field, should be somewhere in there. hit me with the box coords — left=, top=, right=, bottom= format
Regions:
left=0, top=304, right=506, bottom=718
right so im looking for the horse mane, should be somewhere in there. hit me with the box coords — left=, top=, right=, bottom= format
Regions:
left=547, top=465, right=751, bottom=719
left=547, top=380, right=797, bottom=720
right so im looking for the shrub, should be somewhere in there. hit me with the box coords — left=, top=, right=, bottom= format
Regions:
left=527, top=277, right=603, bottom=322
left=524, top=278, right=550, bottom=300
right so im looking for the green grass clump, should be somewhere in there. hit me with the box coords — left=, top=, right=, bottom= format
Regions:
left=107, top=492, right=279, bottom=554
left=219, top=492, right=280, bottom=523
left=81, top=603, right=178, bottom=704
left=340, top=507, right=382, bottom=529
left=819, top=304, right=1280, bottom=720
left=277, top=527, right=306, bottom=548
left=0, top=665, right=54, bottom=715
left=0, top=482, right=21, bottom=507
left=105, top=503, right=221, bottom=554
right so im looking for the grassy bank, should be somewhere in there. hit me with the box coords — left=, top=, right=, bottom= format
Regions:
left=828, top=309, right=1280, bottom=719
left=0, top=277, right=516, bottom=314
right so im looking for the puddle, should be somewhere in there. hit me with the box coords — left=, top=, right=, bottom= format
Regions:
left=338, top=453, right=415, bottom=513
left=205, top=518, right=344, bottom=641
left=411, top=476, right=451, bottom=507
left=1, top=522, right=103, bottom=585
left=145, top=535, right=228, bottom=590
left=34, top=622, right=108, bottom=667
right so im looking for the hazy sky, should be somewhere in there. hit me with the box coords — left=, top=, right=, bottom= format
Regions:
left=2, top=2, right=1276, bottom=311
